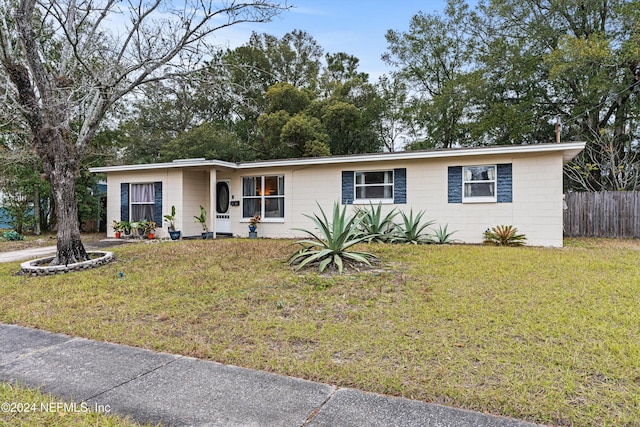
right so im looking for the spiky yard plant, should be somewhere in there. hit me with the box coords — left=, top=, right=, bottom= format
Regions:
left=355, top=202, right=399, bottom=242
left=429, top=224, right=458, bottom=244
left=288, top=202, right=378, bottom=273
left=392, top=209, right=435, bottom=244
left=483, top=225, right=527, bottom=246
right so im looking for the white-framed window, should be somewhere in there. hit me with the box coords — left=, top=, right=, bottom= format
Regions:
left=462, top=165, right=496, bottom=202
left=242, top=175, right=284, bottom=219
left=355, top=170, right=393, bottom=202
left=130, top=183, right=155, bottom=221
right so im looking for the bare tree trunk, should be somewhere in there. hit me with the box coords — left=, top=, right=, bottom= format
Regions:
left=50, top=171, right=87, bottom=265
left=37, top=128, right=88, bottom=265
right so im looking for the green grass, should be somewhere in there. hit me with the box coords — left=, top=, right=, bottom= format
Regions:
left=0, top=382, right=143, bottom=426
left=1, top=238, right=639, bottom=426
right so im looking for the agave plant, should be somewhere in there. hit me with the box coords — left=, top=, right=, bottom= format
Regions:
left=429, top=224, right=458, bottom=244
left=391, top=209, right=435, bottom=244
left=483, top=225, right=527, bottom=246
left=355, top=202, right=398, bottom=242
left=288, top=202, right=377, bottom=273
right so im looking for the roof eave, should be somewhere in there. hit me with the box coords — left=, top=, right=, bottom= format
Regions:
left=89, top=142, right=586, bottom=173
left=89, top=159, right=237, bottom=173
left=238, top=141, right=587, bottom=169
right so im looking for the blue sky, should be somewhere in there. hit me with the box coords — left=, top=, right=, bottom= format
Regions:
left=212, top=1, right=450, bottom=81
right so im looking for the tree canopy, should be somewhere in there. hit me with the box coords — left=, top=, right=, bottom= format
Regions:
left=384, top=0, right=640, bottom=190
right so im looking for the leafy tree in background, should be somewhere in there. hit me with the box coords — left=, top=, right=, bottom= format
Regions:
left=200, top=30, right=323, bottom=134
left=384, top=0, right=477, bottom=149
left=477, top=0, right=640, bottom=190
left=315, top=53, right=384, bottom=154
left=256, top=109, right=293, bottom=158
left=116, top=29, right=384, bottom=162
left=264, top=82, right=313, bottom=115
left=384, top=0, right=640, bottom=190
left=375, top=75, right=411, bottom=152
left=160, top=122, right=255, bottom=163
left=280, top=113, right=331, bottom=156
left=117, top=80, right=213, bottom=164
left=255, top=82, right=330, bottom=157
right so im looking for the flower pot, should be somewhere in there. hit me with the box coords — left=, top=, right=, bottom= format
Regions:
left=147, top=233, right=155, bottom=239
left=201, top=232, right=207, bottom=240
left=115, top=232, right=121, bottom=238
left=249, top=225, right=257, bottom=232
left=249, top=231, right=258, bottom=239
left=169, top=231, right=181, bottom=240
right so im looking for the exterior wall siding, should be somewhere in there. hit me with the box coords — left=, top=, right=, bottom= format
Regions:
left=182, top=170, right=209, bottom=237
left=103, top=151, right=565, bottom=246
left=107, top=169, right=183, bottom=238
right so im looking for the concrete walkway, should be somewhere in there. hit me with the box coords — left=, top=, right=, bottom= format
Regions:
left=0, top=324, right=543, bottom=426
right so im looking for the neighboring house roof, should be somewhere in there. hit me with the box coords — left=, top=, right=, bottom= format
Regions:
left=89, top=142, right=586, bottom=173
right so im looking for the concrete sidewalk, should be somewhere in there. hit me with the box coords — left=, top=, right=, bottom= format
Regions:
left=0, top=324, right=542, bottom=426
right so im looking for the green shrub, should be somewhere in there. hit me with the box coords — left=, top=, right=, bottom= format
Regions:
left=391, top=209, right=435, bottom=244
left=2, top=230, right=24, bottom=241
left=429, top=224, right=458, bottom=244
left=355, top=202, right=398, bottom=242
left=483, top=225, right=527, bottom=246
left=288, top=202, right=377, bottom=273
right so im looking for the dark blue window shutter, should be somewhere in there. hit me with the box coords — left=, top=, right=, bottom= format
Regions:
left=120, top=183, right=129, bottom=221
left=342, top=171, right=354, bottom=204
left=447, top=167, right=462, bottom=203
left=497, top=164, right=512, bottom=203
left=154, top=182, right=163, bottom=226
left=393, top=168, right=406, bottom=204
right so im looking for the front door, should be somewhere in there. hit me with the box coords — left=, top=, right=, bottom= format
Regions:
left=216, top=181, right=231, bottom=234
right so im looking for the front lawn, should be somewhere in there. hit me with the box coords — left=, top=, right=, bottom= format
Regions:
left=1, top=238, right=638, bottom=426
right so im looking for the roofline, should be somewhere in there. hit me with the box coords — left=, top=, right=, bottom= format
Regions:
left=89, top=142, right=586, bottom=173
left=89, top=159, right=238, bottom=173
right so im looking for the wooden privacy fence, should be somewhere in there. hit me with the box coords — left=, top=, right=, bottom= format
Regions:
left=563, top=191, right=640, bottom=238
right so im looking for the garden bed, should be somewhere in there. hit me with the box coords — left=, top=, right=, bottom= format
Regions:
left=19, top=251, right=114, bottom=276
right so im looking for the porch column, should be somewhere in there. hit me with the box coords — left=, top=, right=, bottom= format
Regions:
left=210, top=168, right=217, bottom=239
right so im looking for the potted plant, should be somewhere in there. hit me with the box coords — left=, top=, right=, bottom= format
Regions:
left=112, top=220, right=123, bottom=238
left=163, top=205, right=181, bottom=240
left=130, top=221, right=146, bottom=238
left=119, top=221, right=132, bottom=236
left=248, top=214, right=260, bottom=238
left=194, top=205, right=208, bottom=239
left=145, top=221, right=157, bottom=239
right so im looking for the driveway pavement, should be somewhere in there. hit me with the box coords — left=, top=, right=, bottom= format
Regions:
left=0, top=323, right=544, bottom=426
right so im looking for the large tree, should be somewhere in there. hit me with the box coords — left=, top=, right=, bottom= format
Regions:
left=0, top=0, right=287, bottom=265
left=477, top=0, right=640, bottom=190
left=385, top=0, right=640, bottom=189
left=384, top=0, right=478, bottom=149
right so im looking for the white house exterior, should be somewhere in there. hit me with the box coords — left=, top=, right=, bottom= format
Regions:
left=90, top=142, right=585, bottom=247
